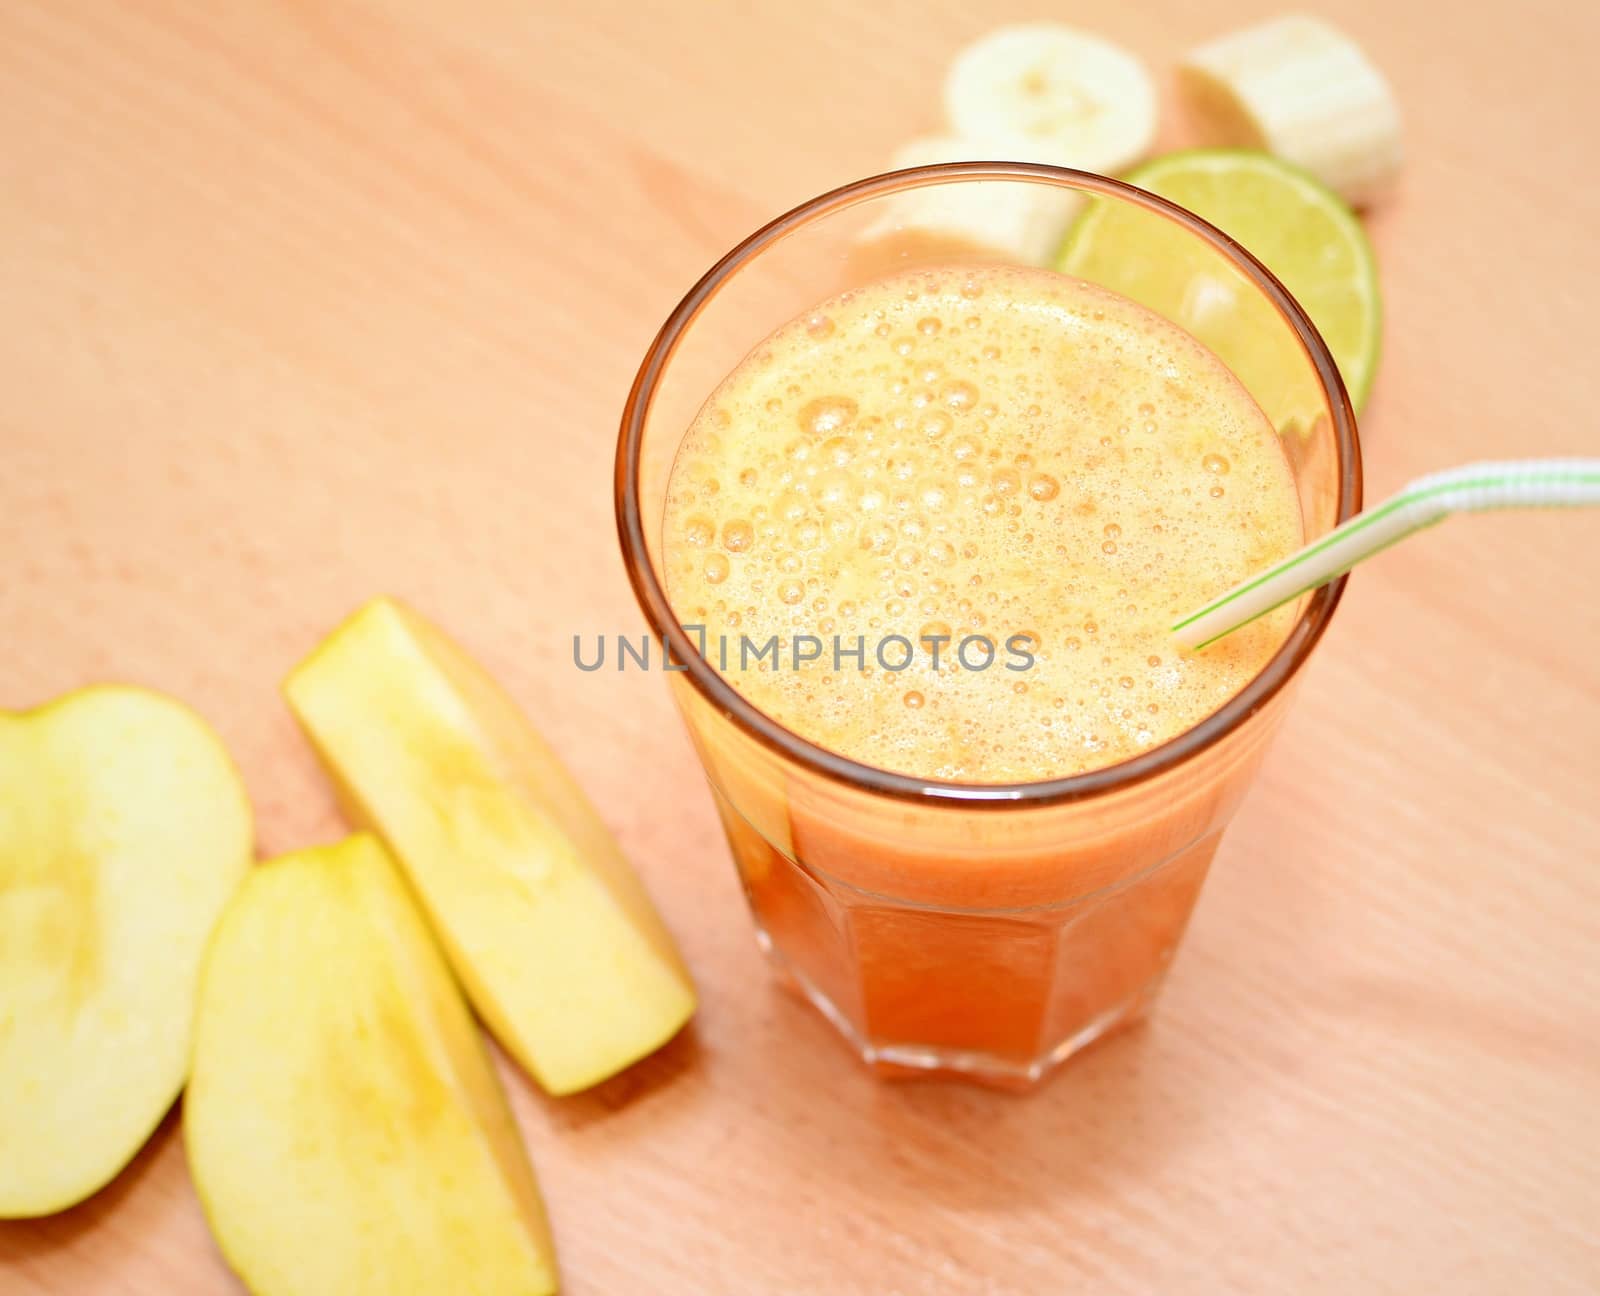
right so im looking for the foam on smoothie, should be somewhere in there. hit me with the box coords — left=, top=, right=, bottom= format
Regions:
left=663, top=265, right=1303, bottom=783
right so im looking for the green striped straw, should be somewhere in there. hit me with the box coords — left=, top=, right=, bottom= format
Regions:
left=1173, top=458, right=1600, bottom=651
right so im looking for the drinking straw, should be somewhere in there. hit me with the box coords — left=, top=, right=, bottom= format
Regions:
left=1172, top=458, right=1600, bottom=651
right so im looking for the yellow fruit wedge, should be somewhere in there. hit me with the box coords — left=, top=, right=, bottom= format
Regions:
left=284, top=597, right=695, bottom=1096
left=185, top=834, right=559, bottom=1296
left=0, top=686, right=251, bottom=1217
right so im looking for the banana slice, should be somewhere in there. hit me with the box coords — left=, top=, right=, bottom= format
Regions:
left=1179, top=16, right=1402, bottom=206
left=851, top=135, right=1084, bottom=272
left=943, top=24, right=1158, bottom=176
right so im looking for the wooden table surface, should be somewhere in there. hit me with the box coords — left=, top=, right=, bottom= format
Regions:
left=3, top=1, right=1598, bottom=1292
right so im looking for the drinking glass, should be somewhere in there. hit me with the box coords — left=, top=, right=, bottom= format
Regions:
left=616, top=164, right=1361, bottom=1089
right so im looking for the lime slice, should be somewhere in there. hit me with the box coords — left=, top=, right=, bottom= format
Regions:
left=1057, top=149, right=1380, bottom=412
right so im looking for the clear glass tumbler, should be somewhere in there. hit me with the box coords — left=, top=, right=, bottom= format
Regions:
left=616, top=164, right=1361, bottom=1090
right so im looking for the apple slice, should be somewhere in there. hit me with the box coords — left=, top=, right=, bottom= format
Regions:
left=0, top=685, right=252, bottom=1217
left=284, top=597, right=695, bottom=1095
left=186, top=834, right=559, bottom=1295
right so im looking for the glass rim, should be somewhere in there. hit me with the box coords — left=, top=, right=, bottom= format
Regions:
left=616, top=162, right=1363, bottom=808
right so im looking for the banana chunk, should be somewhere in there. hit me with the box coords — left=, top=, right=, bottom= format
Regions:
left=1179, top=15, right=1402, bottom=206
left=943, top=24, right=1158, bottom=177
left=853, top=135, right=1083, bottom=271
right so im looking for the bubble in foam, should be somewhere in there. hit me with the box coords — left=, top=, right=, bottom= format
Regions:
left=819, top=435, right=857, bottom=464
left=902, top=690, right=925, bottom=709
left=941, top=379, right=978, bottom=412
left=704, top=553, right=730, bottom=585
left=805, top=313, right=835, bottom=339
left=799, top=396, right=858, bottom=438
left=722, top=519, right=754, bottom=552
left=815, top=468, right=853, bottom=506
left=778, top=580, right=805, bottom=605
left=1028, top=473, right=1060, bottom=502
left=859, top=521, right=894, bottom=552
left=776, top=490, right=808, bottom=522
left=1203, top=453, right=1230, bottom=475
left=683, top=515, right=714, bottom=547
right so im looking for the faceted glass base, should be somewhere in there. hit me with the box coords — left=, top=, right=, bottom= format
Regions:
left=716, top=775, right=1220, bottom=1091
left=755, top=921, right=1166, bottom=1092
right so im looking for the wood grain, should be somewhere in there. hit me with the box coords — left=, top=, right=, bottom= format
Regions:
left=2, top=1, right=1598, bottom=1292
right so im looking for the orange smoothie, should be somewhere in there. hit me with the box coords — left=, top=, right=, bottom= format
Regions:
left=663, top=265, right=1301, bottom=780
left=660, top=264, right=1305, bottom=1079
